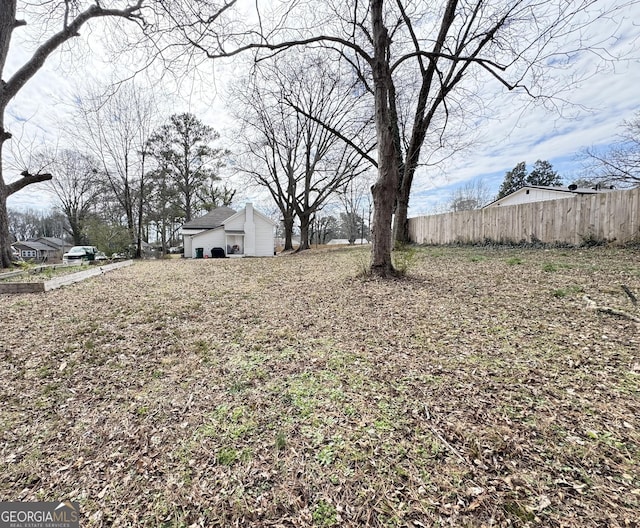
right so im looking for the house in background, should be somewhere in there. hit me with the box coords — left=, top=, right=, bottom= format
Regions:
left=31, top=237, right=72, bottom=260
left=485, top=184, right=615, bottom=208
left=326, top=238, right=370, bottom=245
left=181, top=204, right=276, bottom=258
left=12, top=241, right=58, bottom=261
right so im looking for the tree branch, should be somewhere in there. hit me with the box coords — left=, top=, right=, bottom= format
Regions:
left=283, top=98, right=378, bottom=168
left=2, top=0, right=144, bottom=104
left=193, top=34, right=373, bottom=65
left=7, top=171, right=53, bottom=196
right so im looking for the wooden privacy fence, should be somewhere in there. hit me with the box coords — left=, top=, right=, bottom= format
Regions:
left=408, top=187, right=640, bottom=246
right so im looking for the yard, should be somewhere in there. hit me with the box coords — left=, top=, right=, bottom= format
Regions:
left=0, top=246, right=638, bottom=527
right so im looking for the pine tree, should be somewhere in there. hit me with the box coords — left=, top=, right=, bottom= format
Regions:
left=495, top=160, right=561, bottom=200
left=528, top=160, right=561, bottom=186
left=496, top=162, right=527, bottom=199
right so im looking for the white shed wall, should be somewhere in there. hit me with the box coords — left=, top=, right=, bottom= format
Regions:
left=182, top=228, right=205, bottom=257
left=493, top=188, right=573, bottom=207
left=189, top=229, right=225, bottom=258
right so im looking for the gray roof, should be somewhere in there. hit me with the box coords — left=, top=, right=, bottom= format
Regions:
left=525, top=185, right=614, bottom=194
left=33, top=237, right=68, bottom=249
left=13, top=241, right=57, bottom=251
left=182, top=207, right=237, bottom=229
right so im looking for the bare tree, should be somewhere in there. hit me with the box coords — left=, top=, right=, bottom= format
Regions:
left=198, top=181, right=236, bottom=211
left=449, top=178, right=492, bottom=212
left=43, top=149, right=101, bottom=244
left=231, top=53, right=372, bottom=251
left=338, top=174, right=374, bottom=243
left=583, top=111, right=640, bottom=187
left=0, top=0, right=146, bottom=267
left=160, top=0, right=636, bottom=276
left=72, top=81, right=157, bottom=254
left=8, top=208, right=66, bottom=241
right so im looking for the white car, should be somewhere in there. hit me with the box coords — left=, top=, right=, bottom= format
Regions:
left=63, top=246, right=98, bottom=264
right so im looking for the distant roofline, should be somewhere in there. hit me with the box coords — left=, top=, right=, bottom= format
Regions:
left=484, top=184, right=616, bottom=208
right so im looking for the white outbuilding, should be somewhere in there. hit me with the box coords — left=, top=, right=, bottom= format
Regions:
left=485, top=184, right=615, bottom=208
left=181, top=204, right=276, bottom=258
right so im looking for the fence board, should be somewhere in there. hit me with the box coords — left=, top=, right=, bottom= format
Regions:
left=408, top=188, right=640, bottom=246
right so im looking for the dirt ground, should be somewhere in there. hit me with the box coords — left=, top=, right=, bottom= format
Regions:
left=1, top=245, right=638, bottom=527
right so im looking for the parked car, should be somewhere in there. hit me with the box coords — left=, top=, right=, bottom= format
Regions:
left=95, top=251, right=108, bottom=261
left=63, top=246, right=98, bottom=264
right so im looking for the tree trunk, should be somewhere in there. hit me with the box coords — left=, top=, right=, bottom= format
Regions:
left=0, top=0, right=15, bottom=268
left=136, top=155, right=145, bottom=259
left=297, top=212, right=311, bottom=251
left=0, top=178, right=12, bottom=268
left=69, top=216, right=84, bottom=245
left=369, top=0, right=398, bottom=276
left=393, top=180, right=410, bottom=244
left=283, top=214, right=294, bottom=251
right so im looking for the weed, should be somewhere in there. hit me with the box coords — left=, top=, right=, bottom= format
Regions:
left=542, top=262, right=559, bottom=272
left=41, top=382, right=60, bottom=396
left=353, top=249, right=373, bottom=277
left=217, top=447, right=239, bottom=466
left=580, top=232, right=607, bottom=247
left=503, top=501, right=535, bottom=523
left=552, top=285, right=584, bottom=298
left=193, top=339, right=210, bottom=354
left=36, top=366, right=51, bottom=378
left=275, top=431, right=287, bottom=451
left=312, top=500, right=337, bottom=527
left=317, top=445, right=336, bottom=465
left=392, top=244, right=419, bottom=276
left=506, top=257, right=522, bottom=265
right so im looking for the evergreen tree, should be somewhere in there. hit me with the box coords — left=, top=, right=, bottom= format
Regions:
left=496, top=162, right=527, bottom=200
left=147, top=113, right=227, bottom=222
left=496, top=160, right=561, bottom=200
left=529, top=160, right=561, bottom=186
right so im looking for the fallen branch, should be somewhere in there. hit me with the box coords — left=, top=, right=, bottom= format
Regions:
left=424, top=405, right=467, bottom=464
left=583, top=295, right=640, bottom=323
left=621, top=285, right=638, bottom=306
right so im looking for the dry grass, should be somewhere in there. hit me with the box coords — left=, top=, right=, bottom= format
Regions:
left=1, top=245, right=639, bottom=527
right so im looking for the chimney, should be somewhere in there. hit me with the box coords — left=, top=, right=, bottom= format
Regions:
left=244, top=203, right=255, bottom=256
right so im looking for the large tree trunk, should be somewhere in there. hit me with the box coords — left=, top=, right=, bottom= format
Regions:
left=0, top=178, right=12, bottom=269
left=393, top=177, right=411, bottom=244
left=69, top=216, right=85, bottom=245
left=0, top=0, right=16, bottom=268
left=283, top=213, right=294, bottom=251
left=369, top=0, right=399, bottom=276
left=297, top=212, right=311, bottom=251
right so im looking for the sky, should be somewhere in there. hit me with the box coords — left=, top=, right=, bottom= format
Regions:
left=4, top=0, right=640, bottom=219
